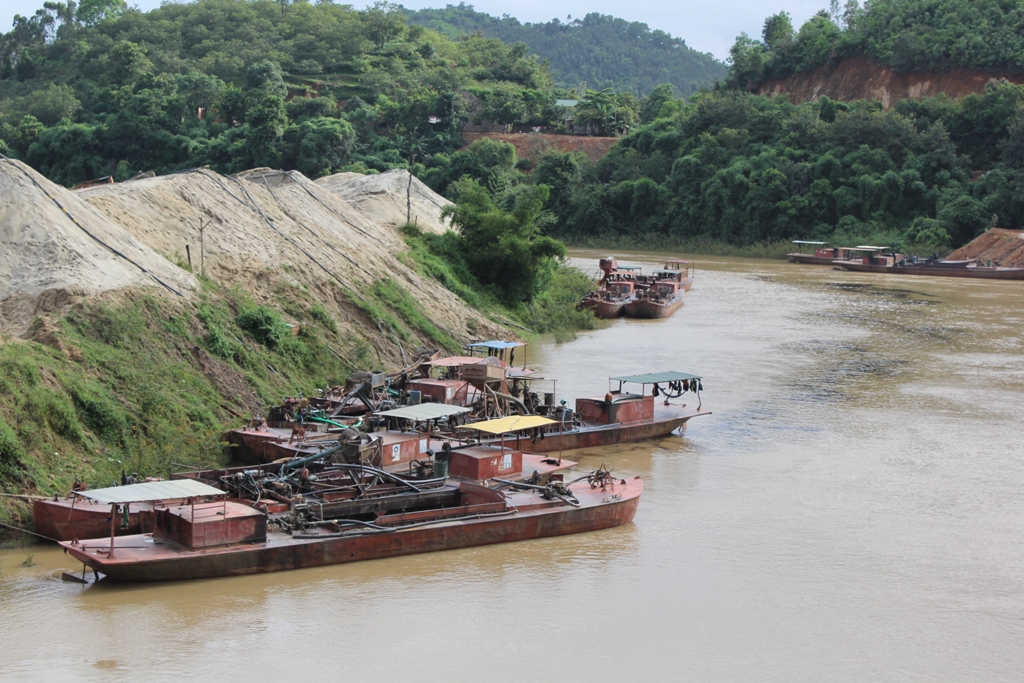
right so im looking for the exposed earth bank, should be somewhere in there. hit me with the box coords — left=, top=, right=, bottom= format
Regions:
left=753, top=55, right=1024, bottom=108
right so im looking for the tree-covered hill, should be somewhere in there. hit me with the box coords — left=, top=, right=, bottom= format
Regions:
left=514, top=0, right=1024, bottom=254
left=729, top=0, right=1024, bottom=90
left=0, top=0, right=561, bottom=186
left=405, top=5, right=726, bottom=96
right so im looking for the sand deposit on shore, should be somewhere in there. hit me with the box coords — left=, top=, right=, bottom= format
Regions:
left=315, top=169, right=453, bottom=236
left=0, top=158, right=197, bottom=335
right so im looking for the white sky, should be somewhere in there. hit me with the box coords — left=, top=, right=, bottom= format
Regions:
left=0, top=0, right=830, bottom=61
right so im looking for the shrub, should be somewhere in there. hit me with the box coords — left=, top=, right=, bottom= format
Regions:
left=236, top=306, right=288, bottom=349
left=0, top=418, right=25, bottom=480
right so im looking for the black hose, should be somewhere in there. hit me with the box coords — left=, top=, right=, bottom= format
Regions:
left=285, top=171, right=384, bottom=244
left=259, top=173, right=377, bottom=279
left=180, top=168, right=367, bottom=301
left=2, top=157, right=186, bottom=298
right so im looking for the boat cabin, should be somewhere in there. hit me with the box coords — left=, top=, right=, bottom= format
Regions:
left=374, top=404, right=471, bottom=467
left=453, top=415, right=557, bottom=478
left=154, top=501, right=266, bottom=549
left=844, top=245, right=904, bottom=266
left=575, top=393, right=653, bottom=424
left=408, top=356, right=486, bottom=405
left=598, top=257, right=643, bottom=284
left=66, top=480, right=267, bottom=555
left=605, top=280, right=636, bottom=299
left=577, top=371, right=704, bottom=425
left=790, top=240, right=836, bottom=258
left=646, top=279, right=681, bottom=300
left=660, top=259, right=694, bottom=276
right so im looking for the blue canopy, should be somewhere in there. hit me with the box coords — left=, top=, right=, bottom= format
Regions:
left=468, top=341, right=524, bottom=350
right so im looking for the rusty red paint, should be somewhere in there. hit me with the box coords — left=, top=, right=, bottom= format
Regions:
left=61, top=478, right=644, bottom=583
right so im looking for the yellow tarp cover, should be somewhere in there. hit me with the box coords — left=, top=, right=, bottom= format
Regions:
left=464, top=415, right=556, bottom=434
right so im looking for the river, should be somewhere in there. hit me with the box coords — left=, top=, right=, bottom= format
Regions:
left=2, top=251, right=1022, bottom=682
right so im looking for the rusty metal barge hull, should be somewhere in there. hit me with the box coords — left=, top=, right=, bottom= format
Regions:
left=623, top=296, right=683, bottom=319
left=62, top=482, right=642, bottom=582
left=33, top=498, right=147, bottom=541
left=837, top=261, right=1024, bottom=279
left=579, top=297, right=629, bottom=319
left=521, top=409, right=709, bottom=453
left=788, top=253, right=837, bottom=265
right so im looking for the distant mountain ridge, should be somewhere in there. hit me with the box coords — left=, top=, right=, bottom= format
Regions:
left=405, top=5, right=726, bottom=96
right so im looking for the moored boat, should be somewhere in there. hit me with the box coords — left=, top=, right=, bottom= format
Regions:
left=787, top=240, right=855, bottom=265
left=624, top=279, right=684, bottom=318
left=579, top=279, right=637, bottom=319
left=658, top=259, right=695, bottom=291
left=490, top=371, right=710, bottom=453
left=34, top=496, right=148, bottom=542
left=61, top=472, right=642, bottom=583
left=837, top=254, right=1024, bottom=280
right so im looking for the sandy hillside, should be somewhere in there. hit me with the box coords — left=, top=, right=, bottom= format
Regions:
left=0, top=158, right=196, bottom=335
left=315, top=169, right=453, bottom=235
left=948, top=228, right=1024, bottom=266
left=78, top=168, right=505, bottom=358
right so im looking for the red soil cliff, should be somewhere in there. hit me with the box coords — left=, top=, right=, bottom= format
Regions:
left=948, top=228, right=1024, bottom=266
left=754, top=55, right=1024, bottom=108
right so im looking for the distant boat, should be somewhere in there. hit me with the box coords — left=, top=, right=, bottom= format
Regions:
left=504, top=371, right=711, bottom=452
left=836, top=254, right=1024, bottom=280
left=623, top=260, right=693, bottom=319
left=624, top=278, right=683, bottom=318
left=579, top=278, right=637, bottom=318
left=788, top=242, right=900, bottom=266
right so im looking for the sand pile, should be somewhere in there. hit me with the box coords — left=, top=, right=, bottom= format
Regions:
left=315, top=169, right=453, bottom=235
left=947, top=228, right=1024, bottom=266
left=77, top=167, right=504, bottom=356
left=0, top=158, right=196, bottom=335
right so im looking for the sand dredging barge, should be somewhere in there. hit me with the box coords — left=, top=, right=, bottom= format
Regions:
left=60, top=468, right=641, bottom=582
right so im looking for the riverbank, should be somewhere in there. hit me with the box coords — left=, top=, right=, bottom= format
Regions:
left=559, top=232, right=956, bottom=260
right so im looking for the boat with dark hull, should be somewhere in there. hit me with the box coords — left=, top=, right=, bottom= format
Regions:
left=61, top=473, right=642, bottom=583
left=483, top=371, right=710, bottom=453
left=624, top=279, right=684, bottom=318
left=579, top=279, right=638, bottom=319
left=837, top=256, right=1024, bottom=280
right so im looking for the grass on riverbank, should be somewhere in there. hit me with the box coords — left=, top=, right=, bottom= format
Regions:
left=0, top=276, right=397, bottom=536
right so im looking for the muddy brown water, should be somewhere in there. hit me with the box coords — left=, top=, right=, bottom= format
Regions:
left=2, top=251, right=1023, bottom=682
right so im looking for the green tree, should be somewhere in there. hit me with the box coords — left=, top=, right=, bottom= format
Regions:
left=77, top=0, right=127, bottom=26
left=363, top=1, right=406, bottom=50
left=107, top=40, right=152, bottom=83
left=640, top=84, right=679, bottom=123
left=442, top=179, right=565, bottom=304
left=285, top=117, right=355, bottom=177
left=762, top=12, right=795, bottom=50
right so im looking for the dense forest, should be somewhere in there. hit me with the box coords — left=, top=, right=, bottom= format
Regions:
left=729, top=0, right=1024, bottom=89
left=0, top=0, right=565, bottom=185
left=512, top=1, right=1024, bottom=252
left=536, top=84, right=1024, bottom=250
left=6, top=0, right=1024, bottom=256
left=405, top=5, right=726, bottom=96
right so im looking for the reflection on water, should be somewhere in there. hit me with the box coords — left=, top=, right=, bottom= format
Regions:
left=2, top=250, right=1023, bottom=682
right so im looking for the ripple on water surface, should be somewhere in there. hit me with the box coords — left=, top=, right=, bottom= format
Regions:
left=2, top=252, right=1023, bottom=682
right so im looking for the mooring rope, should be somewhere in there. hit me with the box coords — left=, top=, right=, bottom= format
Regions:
left=0, top=520, right=60, bottom=543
